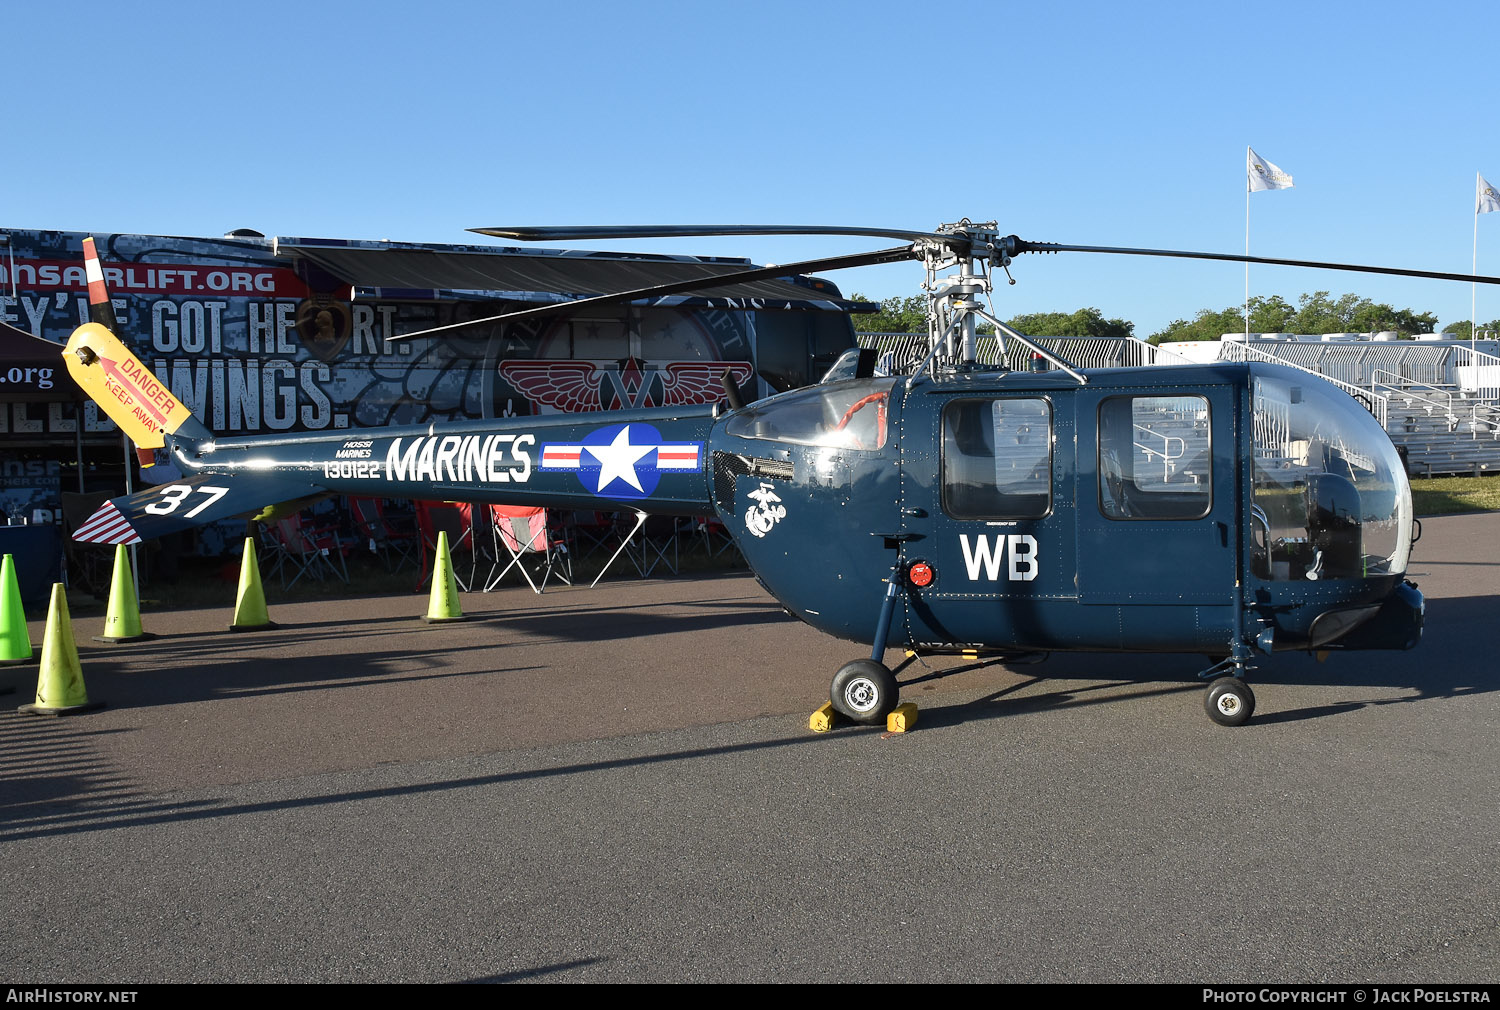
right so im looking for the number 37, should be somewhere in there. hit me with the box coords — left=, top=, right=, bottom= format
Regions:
left=143, top=484, right=230, bottom=518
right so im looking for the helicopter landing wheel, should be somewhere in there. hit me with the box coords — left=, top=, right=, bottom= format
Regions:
left=830, top=660, right=899, bottom=725
left=1204, top=676, right=1256, bottom=727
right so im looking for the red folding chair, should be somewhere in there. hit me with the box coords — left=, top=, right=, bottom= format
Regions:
left=483, top=504, right=571, bottom=593
left=265, top=512, right=351, bottom=588
left=349, top=496, right=419, bottom=573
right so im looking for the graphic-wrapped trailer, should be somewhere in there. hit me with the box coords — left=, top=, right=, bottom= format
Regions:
left=0, top=228, right=868, bottom=529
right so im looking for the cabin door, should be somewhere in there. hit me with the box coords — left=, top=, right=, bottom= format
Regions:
left=1075, top=383, right=1240, bottom=605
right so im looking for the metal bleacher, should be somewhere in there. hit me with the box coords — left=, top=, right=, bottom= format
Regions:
left=1213, top=334, right=1500, bottom=477
left=856, top=330, right=1500, bottom=477
left=857, top=333, right=1166, bottom=373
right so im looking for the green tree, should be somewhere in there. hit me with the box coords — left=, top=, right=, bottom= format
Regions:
left=1150, top=307, right=1239, bottom=344
left=849, top=293, right=928, bottom=333
left=1005, top=307, right=1134, bottom=339
left=1150, top=292, right=1441, bottom=343
left=1345, top=303, right=1435, bottom=337
left=1290, top=291, right=1370, bottom=333
left=851, top=297, right=1132, bottom=339
left=1248, top=294, right=1297, bottom=333
left=1440, top=319, right=1500, bottom=339
left=1149, top=296, right=1291, bottom=344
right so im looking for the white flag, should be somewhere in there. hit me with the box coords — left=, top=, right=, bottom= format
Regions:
left=1479, top=173, right=1500, bottom=215
left=1248, top=147, right=1294, bottom=192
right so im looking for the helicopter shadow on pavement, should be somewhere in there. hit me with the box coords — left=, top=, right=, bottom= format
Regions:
left=476, top=596, right=792, bottom=644
left=890, top=590, right=1499, bottom=730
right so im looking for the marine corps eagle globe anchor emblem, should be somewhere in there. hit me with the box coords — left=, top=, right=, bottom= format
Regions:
left=744, top=482, right=786, bottom=538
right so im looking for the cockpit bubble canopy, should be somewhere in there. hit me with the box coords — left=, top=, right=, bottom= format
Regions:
left=724, top=377, right=896, bottom=452
left=1252, top=370, right=1412, bottom=581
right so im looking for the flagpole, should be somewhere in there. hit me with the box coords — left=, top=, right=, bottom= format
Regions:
left=1245, top=148, right=1293, bottom=339
left=1474, top=171, right=1481, bottom=342
left=1245, top=147, right=1251, bottom=337
left=1478, top=173, right=1500, bottom=347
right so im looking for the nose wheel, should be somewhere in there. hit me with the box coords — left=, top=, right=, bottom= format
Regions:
left=1204, top=676, right=1256, bottom=726
left=830, top=660, right=899, bottom=725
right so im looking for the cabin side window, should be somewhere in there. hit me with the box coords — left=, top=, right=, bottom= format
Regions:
left=1097, top=395, right=1211, bottom=520
left=942, top=398, right=1052, bottom=519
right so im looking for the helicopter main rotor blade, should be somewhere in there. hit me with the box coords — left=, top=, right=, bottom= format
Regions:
left=470, top=224, right=950, bottom=244
left=1010, top=238, right=1500, bottom=286
left=388, top=244, right=917, bottom=342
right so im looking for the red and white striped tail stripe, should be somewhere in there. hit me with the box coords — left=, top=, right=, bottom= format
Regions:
left=541, top=446, right=583, bottom=468
left=72, top=501, right=141, bottom=545
left=656, top=447, right=700, bottom=470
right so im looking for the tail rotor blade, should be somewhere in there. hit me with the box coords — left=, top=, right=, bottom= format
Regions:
left=82, top=237, right=120, bottom=330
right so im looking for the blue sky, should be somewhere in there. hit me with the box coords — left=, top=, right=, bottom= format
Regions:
left=7, top=0, right=1498, bottom=336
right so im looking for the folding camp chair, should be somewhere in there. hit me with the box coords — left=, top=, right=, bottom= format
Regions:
left=413, top=500, right=475, bottom=591
left=482, top=504, right=572, bottom=594
left=265, top=512, right=351, bottom=588
left=687, top=515, right=739, bottom=561
left=587, top=510, right=646, bottom=587
left=569, top=511, right=616, bottom=562
left=602, top=511, right=679, bottom=579
left=257, top=523, right=290, bottom=586
left=349, top=496, right=419, bottom=572
left=629, top=514, right=680, bottom=578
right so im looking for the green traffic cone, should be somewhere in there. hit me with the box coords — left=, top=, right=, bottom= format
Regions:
left=19, top=583, right=104, bottom=716
left=422, top=531, right=466, bottom=623
left=94, top=544, right=148, bottom=644
left=0, top=554, right=32, bottom=664
left=229, top=537, right=275, bottom=631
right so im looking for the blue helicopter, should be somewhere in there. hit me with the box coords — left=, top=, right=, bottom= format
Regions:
left=66, top=221, right=1498, bottom=727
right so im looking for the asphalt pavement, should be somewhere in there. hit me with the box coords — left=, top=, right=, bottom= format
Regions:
left=1, top=514, right=1497, bottom=983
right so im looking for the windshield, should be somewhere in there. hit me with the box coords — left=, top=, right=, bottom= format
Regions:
left=1251, top=371, right=1412, bottom=580
left=723, top=378, right=897, bottom=451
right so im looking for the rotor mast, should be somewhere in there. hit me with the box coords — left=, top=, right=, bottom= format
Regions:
left=918, top=219, right=992, bottom=367
left=909, top=220, right=1085, bottom=383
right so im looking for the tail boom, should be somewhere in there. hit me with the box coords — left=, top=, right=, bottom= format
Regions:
left=72, top=409, right=719, bottom=544
left=60, top=241, right=720, bottom=546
